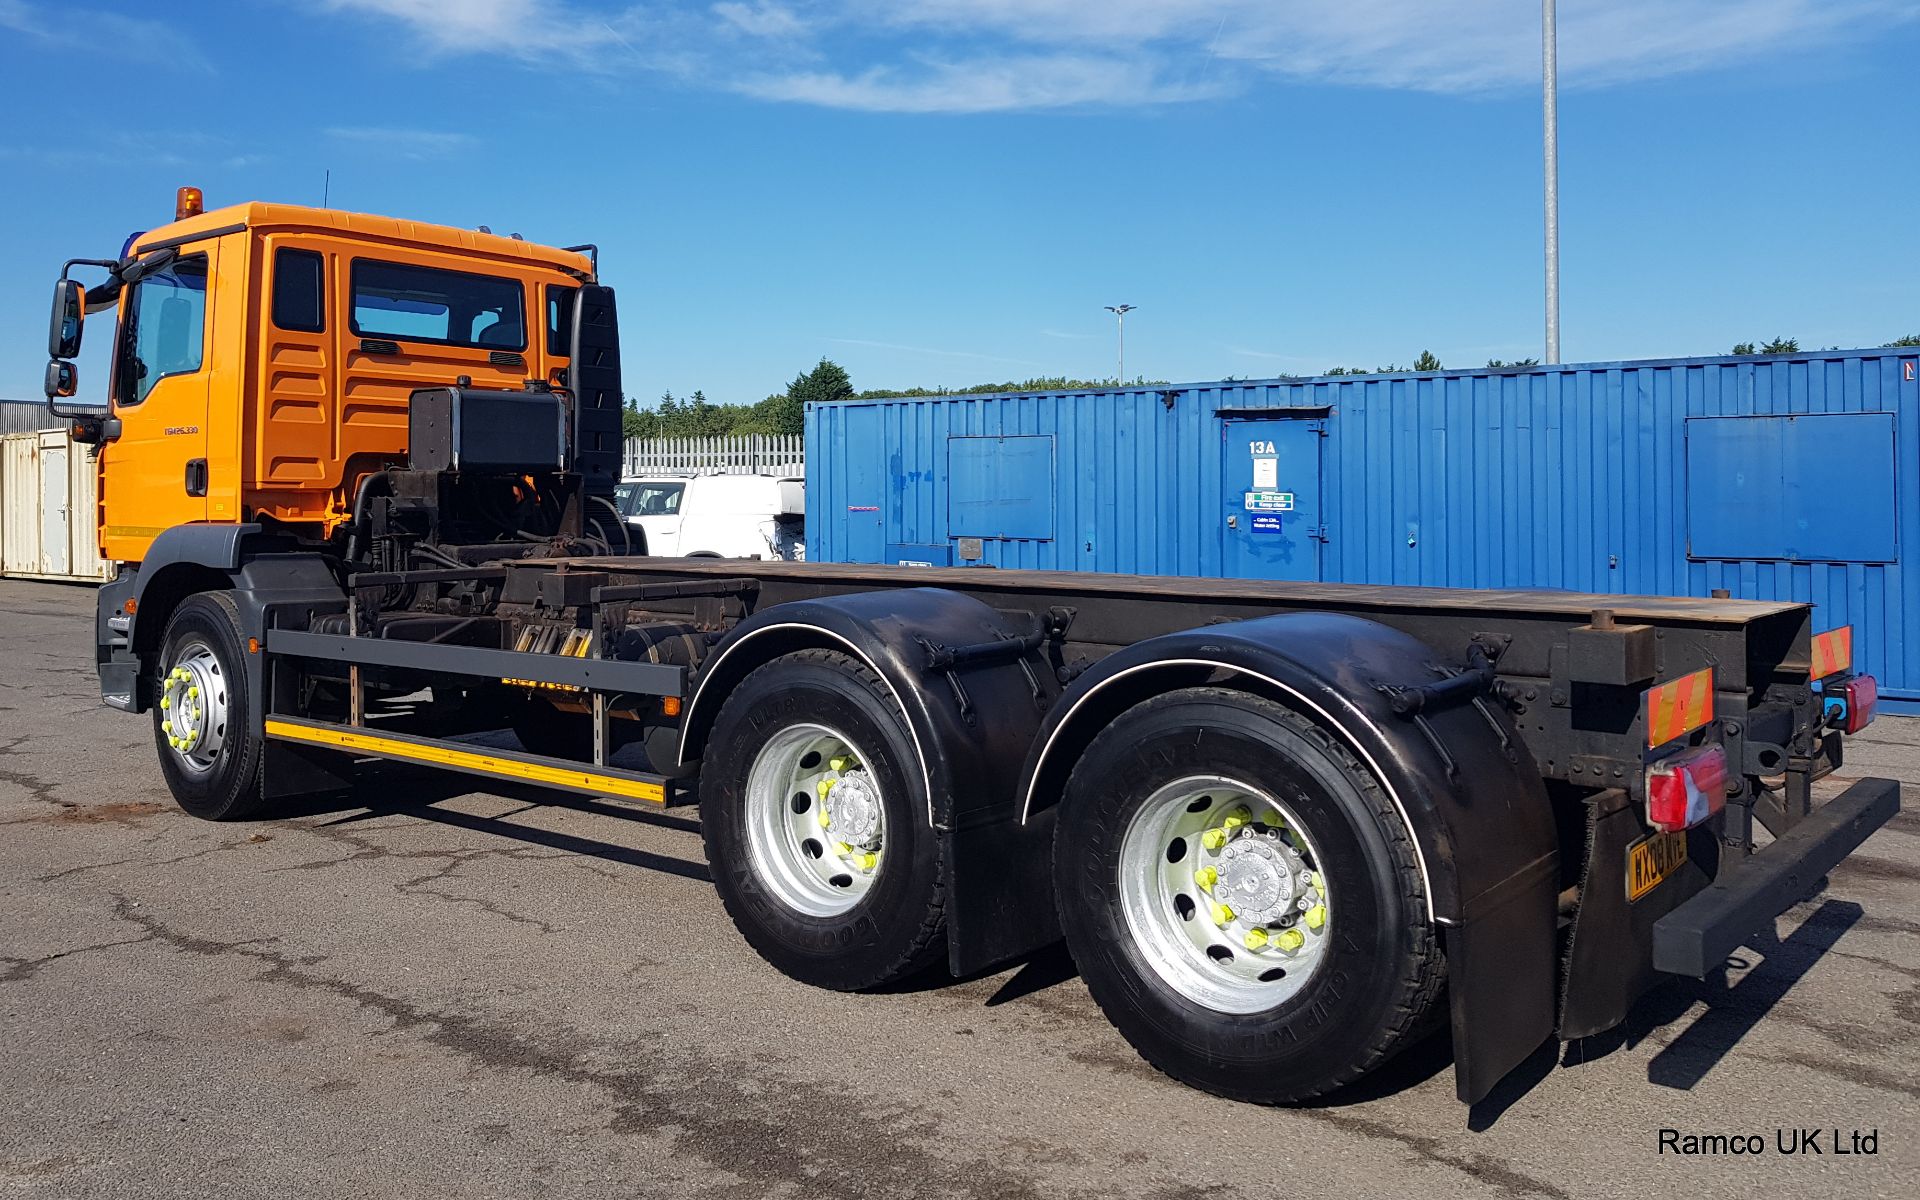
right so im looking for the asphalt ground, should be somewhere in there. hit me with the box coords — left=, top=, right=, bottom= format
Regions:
left=2, top=577, right=1915, bottom=1198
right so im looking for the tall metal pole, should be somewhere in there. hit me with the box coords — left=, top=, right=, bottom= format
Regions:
left=1105, top=304, right=1135, bottom=384
left=1542, top=0, right=1561, bottom=364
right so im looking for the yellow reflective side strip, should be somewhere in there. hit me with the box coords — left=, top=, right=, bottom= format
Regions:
left=264, top=718, right=664, bottom=803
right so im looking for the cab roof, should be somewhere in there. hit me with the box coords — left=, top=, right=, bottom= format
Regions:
left=131, top=201, right=595, bottom=279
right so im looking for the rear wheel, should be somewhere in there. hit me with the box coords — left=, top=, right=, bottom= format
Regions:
left=1054, top=688, right=1443, bottom=1104
left=700, top=649, right=945, bottom=990
left=153, top=592, right=267, bottom=821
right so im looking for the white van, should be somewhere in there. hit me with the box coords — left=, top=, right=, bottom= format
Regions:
left=614, top=474, right=805, bottom=560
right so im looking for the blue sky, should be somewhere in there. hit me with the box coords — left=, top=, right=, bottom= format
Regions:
left=3, top=0, right=1917, bottom=407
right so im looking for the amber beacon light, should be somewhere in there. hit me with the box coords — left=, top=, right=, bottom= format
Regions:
left=174, top=185, right=204, bottom=221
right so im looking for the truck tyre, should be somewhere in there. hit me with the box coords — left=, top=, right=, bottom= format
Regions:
left=153, top=591, right=269, bottom=822
left=700, top=649, right=946, bottom=990
left=1054, top=687, right=1443, bottom=1104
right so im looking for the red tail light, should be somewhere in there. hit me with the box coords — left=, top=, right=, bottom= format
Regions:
left=1646, top=745, right=1728, bottom=833
left=1827, top=674, right=1878, bottom=734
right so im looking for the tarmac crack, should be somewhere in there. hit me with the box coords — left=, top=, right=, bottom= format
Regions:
left=0, top=934, right=156, bottom=984
left=393, top=851, right=560, bottom=935
left=1295, top=1110, right=1574, bottom=1200
left=103, top=892, right=1073, bottom=1200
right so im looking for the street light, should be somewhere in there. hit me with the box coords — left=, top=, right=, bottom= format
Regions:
left=1105, top=304, right=1136, bottom=385
left=1542, top=0, right=1561, bottom=364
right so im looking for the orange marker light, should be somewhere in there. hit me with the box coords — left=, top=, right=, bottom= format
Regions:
left=661, top=696, right=682, bottom=717
left=247, top=637, right=261, bottom=655
left=175, top=185, right=204, bottom=221
left=123, top=598, right=138, bottom=615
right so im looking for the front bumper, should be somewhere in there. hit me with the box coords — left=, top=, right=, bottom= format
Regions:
left=1652, top=777, right=1899, bottom=978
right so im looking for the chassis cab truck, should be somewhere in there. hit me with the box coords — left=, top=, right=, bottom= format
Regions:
left=44, top=190, right=1898, bottom=1107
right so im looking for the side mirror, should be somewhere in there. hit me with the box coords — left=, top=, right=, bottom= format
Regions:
left=44, top=359, right=77, bottom=400
left=49, top=278, right=84, bottom=358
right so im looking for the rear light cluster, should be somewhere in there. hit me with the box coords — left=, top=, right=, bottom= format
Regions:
left=1646, top=745, right=1728, bottom=833
left=1825, top=674, right=1879, bottom=735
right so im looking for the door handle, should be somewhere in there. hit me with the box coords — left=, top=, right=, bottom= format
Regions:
left=185, top=458, right=208, bottom=497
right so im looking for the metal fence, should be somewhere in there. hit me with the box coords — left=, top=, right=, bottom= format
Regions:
left=623, top=434, right=804, bottom=477
left=0, top=400, right=62, bottom=436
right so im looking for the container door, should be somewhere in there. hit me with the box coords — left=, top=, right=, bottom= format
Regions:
left=839, top=407, right=886, bottom=563
left=40, top=441, right=70, bottom=576
left=1220, top=418, right=1321, bottom=581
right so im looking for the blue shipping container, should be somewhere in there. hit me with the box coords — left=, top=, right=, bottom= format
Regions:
left=806, top=348, right=1920, bottom=707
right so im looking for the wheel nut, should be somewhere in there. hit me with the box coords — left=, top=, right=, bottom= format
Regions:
left=162, top=720, right=173, bottom=735
left=1193, top=866, right=1218, bottom=893
left=188, top=686, right=199, bottom=699
left=1201, top=828, right=1228, bottom=851
left=1243, top=928, right=1269, bottom=950
left=1210, top=901, right=1235, bottom=926
left=1305, top=905, right=1327, bottom=930
left=829, top=755, right=852, bottom=772
left=817, top=778, right=834, bottom=798
left=1220, top=806, right=1252, bottom=834
left=1275, top=928, right=1306, bottom=952
left=855, top=852, right=879, bottom=871
left=160, top=696, right=170, bottom=710
left=817, top=807, right=831, bottom=828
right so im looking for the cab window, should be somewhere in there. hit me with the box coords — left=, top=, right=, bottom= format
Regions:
left=546, top=284, right=577, bottom=357
left=272, top=247, right=326, bottom=333
left=349, top=259, right=526, bottom=350
left=116, top=254, right=209, bottom=406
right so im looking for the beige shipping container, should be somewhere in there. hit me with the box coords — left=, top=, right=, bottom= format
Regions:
left=1, top=429, right=113, bottom=583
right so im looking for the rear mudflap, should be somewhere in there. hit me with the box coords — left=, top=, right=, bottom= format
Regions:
left=1558, top=788, right=1719, bottom=1039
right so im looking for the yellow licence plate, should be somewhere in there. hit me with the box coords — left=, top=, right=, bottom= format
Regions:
left=1626, top=831, right=1688, bottom=901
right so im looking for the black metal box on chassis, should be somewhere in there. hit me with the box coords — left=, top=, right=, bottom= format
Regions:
left=408, top=387, right=567, bottom=474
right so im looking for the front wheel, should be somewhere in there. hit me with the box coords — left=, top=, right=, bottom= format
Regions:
left=699, top=649, right=946, bottom=990
left=153, top=591, right=267, bottom=821
left=1054, top=687, right=1443, bottom=1104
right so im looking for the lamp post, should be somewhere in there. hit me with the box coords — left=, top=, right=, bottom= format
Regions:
left=1105, top=304, right=1136, bottom=385
left=1542, top=0, right=1561, bottom=364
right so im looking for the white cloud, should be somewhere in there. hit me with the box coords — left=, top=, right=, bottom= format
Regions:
left=713, top=1, right=805, bottom=38
left=311, top=0, right=1920, bottom=111
left=740, top=53, right=1223, bottom=113
left=3, top=0, right=212, bottom=71
left=325, top=126, right=478, bottom=159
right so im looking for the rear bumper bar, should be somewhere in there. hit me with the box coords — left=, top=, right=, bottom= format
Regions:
left=1652, top=777, right=1899, bottom=978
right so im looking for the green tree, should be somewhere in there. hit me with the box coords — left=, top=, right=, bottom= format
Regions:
left=1885, top=334, right=1920, bottom=347
left=1730, top=342, right=1757, bottom=355
left=1412, top=350, right=1442, bottom=372
left=1759, top=337, right=1800, bottom=354
left=1486, top=358, right=1540, bottom=369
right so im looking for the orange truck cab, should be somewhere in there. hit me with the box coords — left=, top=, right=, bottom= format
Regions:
left=48, top=187, right=605, bottom=564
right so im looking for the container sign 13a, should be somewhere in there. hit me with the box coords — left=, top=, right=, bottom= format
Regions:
left=1250, top=514, right=1284, bottom=535
left=1244, top=490, right=1295, bottom=513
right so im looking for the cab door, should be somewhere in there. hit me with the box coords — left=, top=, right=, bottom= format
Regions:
left=102, top=245, right=215, bottom=558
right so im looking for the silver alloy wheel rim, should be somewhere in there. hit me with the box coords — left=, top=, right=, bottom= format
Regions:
left=1117, top=774, right=1333, bottom=1014
left=158, top=640, right=230, bottom=776
left=744, top=723, right=886, bottom=917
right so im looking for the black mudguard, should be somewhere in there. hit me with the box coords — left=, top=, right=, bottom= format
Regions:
left=1015, top=612, right=1561, bottom=1104
left=678, top=588, right=1062, bottom=976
